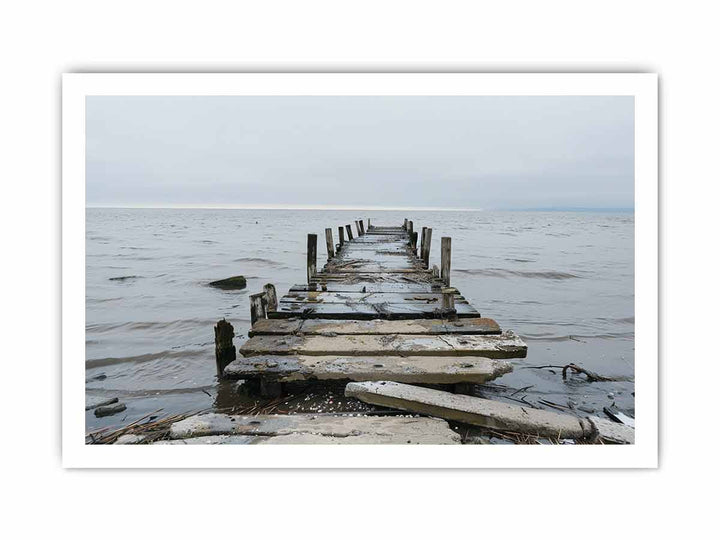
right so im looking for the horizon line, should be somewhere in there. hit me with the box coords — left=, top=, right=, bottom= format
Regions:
left=86, top=203, right=634, bottom=212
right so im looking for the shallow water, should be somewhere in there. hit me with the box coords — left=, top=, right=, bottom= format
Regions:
left=86, top=208, right=634, bottom=433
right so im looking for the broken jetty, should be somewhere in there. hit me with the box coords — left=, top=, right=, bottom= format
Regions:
left=148, top=219, right=632, bottom=445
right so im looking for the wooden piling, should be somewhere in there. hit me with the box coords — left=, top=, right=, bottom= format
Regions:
left=338, top=226, right=345, bottom=248
left=263, top=283, right=277, bottom=312
left=420, top=226, right=427, bottom=260
left=423, top=228, right=432, bottom=268
left=407, top=220, right=414, bottom=246
left=411, top=231, right=419, bottom=255
left=367, top=218, right=371, bottom=229
left=325, top=228, right=335, bottom=259
left=442, top=287, right=456, bottom=312
left=346, top=224, right=354, bottom=240
left=249, top=292, right=268, bottom=325
left=307, top=233, right=317, bottom=284
left=214, top=318, right=236, bottom=377
left=355, top=220, right=362, bottom=237
left=359, top=220, right=365, bottom=235
left=441, top=237, right=452, bottom=286
left=403, top=218, right=408, bottom=230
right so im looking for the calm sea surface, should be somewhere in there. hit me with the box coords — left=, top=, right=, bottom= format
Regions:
left=86, top=208, right=634, bottom=432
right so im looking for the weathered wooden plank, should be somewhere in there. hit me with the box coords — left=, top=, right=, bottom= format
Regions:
left=268, top=301, right=480, bottom=319
left=239, top=332, right=526, bottom=358
left=279, top=291, right=469, bottom=305
left=345, top=381, right=595, bottom=440
left=310, top=273, right=436, bottom=284
left=163, top=413, right=460, bottom=444
left=290, top=282, right=439, bottom=293
left=224, top=355, right=513, bottom=384
left=248, top=317, right=502, bottom=337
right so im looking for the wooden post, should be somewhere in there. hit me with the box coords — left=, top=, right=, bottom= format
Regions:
left=307, top=233, right=317, bottom=284
left=338, top=226, right=345, bottom=248
left=420, top=226, right=427, bottom=260
left=441, top=237, right=452, bottom=286
left=214, top=319, right=236, bottom=377
left=346, top=224, right=353, bottom=240
left=355, top=220, right=362, bottom=237
left=263, top=283, right=277, bottom=312
left=441, top=287, right=456, bottom=311
left=411, top=231, right=418, bottom=255
left=423, top=228, right=432, bottom=268
left=432, top=264, right=440, bottom=278
left=325, top=228, right=335, bottom=259
left=359, top=220, right=365, bottom=235
left=407, top=220, right=414, bottom=246
left=403, top=218, right=408, bottom=230
left=249, top=292, right=267, bottom=325
left=367, top=218, right=371, bottom=229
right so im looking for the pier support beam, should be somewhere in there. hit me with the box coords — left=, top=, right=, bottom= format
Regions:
left=263, top=283, right=277, bottom=312
left=345, top=224, right=354, bottom=241
left=307, top=233, right=317, bottom=284
left=423, top=228, right=433, bottom=268
left=338, top=226, right=345, bottom=250
left=325, top=228, right=335, bottom=259
left=441, top=237, right=452, bottom=286
left=214, top=319, right=236, bottom=377
left=249, top=292, right=267, bottom=325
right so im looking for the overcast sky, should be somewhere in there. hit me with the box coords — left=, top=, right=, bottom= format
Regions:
left=86, top=96, right=633, bottom=209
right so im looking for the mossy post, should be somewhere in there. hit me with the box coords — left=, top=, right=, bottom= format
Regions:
left=307, top=233, right=317, bottom=285
left=214, top=319, right=236, bottom=378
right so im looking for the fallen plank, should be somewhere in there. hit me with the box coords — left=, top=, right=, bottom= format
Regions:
left=224, top=355, right=513, bottom=384
left=248, top=317, right=502, bottom=337
left=269, top=301, right=479, bottom=319
left=163, top=413, right=460, bottom=444
left=240, top=332, right=527, bottom=358
left=345, top=381, right=595, bottom=440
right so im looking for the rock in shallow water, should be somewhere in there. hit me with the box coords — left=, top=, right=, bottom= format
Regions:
left=94, top=403, right=127, bottom=417
left=208, top=276, right=247, bottom=290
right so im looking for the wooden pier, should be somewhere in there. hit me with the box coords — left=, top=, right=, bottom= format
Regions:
left=219, top=219, right=527, bottom=392
left=103, top=219, right=634, bottom=445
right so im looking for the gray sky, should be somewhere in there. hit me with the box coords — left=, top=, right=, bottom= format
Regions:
left=86, top=96, right=634, bottom=209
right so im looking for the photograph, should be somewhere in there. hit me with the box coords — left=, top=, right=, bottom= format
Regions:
left=63, top=74, right=656, bottom=465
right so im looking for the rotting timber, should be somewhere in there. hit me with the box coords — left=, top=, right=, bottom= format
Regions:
left=221, top=219, right=527, bottom=392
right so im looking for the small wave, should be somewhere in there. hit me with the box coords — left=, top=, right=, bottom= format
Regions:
left=86, top=348, right=208, bottom=369
left=109, top=275, right=141, bottom=282
left=455, top=268, right=581, bottom=280
left=232, top=256, right=289, bottom=268
left=87, top=318, right=228, bottom=333
left=521, top=332, right=634, bottom=342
